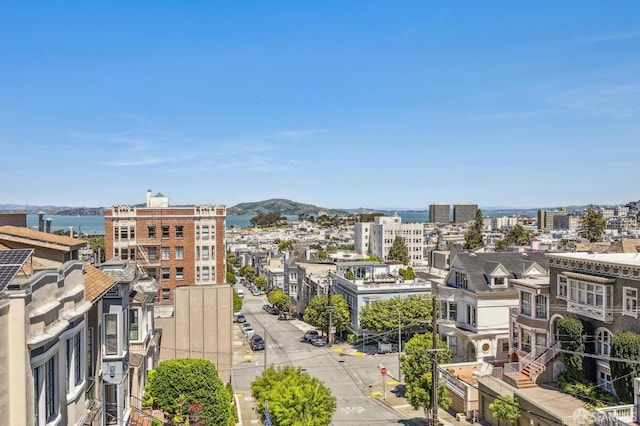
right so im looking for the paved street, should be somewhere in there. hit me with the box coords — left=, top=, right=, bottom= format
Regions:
left=231, top=290, right=459, bottom=426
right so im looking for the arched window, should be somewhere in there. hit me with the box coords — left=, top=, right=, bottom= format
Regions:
left=595, top=328, right=613, bottom=356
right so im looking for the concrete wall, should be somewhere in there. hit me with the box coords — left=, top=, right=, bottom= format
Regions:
left=156, top=285, right=233, bottom=382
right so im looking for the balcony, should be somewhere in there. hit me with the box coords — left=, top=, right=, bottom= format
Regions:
left=594, top=404, right=636, bottom=426
left=567, top=301, right=614, bottom=323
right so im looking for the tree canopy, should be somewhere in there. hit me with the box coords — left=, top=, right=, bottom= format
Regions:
left=580, top=207, right=606, bottom=242
left=226, top=271, right=237, bottom=285
left=303, top=294, right=350, bottom=335
left=489, top=395, right=521, bottom=426
left=557, top=317, right=586, bottom=381
left=388, top=235, right=410, bottom=265
left=464, top=209, right=485, bottom=250
left=233, top=289, right=243, bottom=313
left=268, top=288, right=291, bottom=311
left=359, top=295, right=432, bottom=334
left=254, top=276, right=268, bottom=291
left=400, top=333, right=452, bottom=416
left=238, top=265, right=256, bottom=283
left=250, top=211, right=286, bottom=227
left=494, top=224, right=533, bottom=251
left=144, top=359, right=232, bottom=425
left=276, top=239, right=295, bottom=252
left=251, top=365, right=336, bottom=426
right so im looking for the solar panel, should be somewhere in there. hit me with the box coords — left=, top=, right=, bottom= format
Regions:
left=0, top=249, right=34, bottom=291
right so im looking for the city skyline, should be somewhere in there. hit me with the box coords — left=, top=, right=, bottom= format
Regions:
left=1, top=2, right=639, bottom=209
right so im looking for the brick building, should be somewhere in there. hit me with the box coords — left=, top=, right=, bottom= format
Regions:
left=105, top=191, right=226, bottom=304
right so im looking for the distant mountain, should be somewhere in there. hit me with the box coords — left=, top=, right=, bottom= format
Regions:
left=227, top=199, right=346, bottom=217
left=0, top=204, right=104, bottom=215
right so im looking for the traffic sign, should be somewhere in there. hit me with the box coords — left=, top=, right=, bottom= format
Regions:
left=380, top=367, right=387, bottom=376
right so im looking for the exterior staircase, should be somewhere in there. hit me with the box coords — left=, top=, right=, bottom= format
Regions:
left=506, top=341, right=562, bottom=389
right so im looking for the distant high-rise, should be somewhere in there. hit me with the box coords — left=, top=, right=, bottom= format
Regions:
left=537, top=207, right=566, bottom=230
left=429, top=202, right=451, bottom=224
left=453, top=202, right=478, bottom=224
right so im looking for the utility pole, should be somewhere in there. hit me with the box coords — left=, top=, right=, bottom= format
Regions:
left=327, top=280, right=333, bottom=347
left=432, top=295, right=439, bottom=426
left=397, top=308, right=402, bottom=382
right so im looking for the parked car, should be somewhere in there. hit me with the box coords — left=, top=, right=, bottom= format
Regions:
left=250, top=334, right=265, bottom=351
left=311, top=336, right=327, bottom=347
left=278, top=312, right=292, bottom=320
left=303, top=330, right=319, bottom=343
left=235, top=314, right=246, bottom=323
left=237, top=289, right=244, bottom=298
left=241, top=323, right=253, bottom=334
left=251, top=288, right=261, bottom=296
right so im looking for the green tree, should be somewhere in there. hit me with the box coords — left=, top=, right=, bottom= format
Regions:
left=400, top=333, right=452, bottom=417
left=580, top=207, right=606, bottom=242
left=144, top=359, right=232, bottom=426
left=251, top=365, right=336, bottom=426
left=233, top=289, right=243, bottom=313
left=316, top=249, right=328, bottom=260
left=365, top=254, right=383, bottom=262
left=238, top=265, right=256, bottom=283
left=464, top=209, right=485, bottom=250
left=303, top=294, right=350, bottom=335
left=494, top=224, right=533, bottom=251
left=226, top=271, right=237, bottom=285
left=254, top=276, right=268, bottom=291
left=557, top=317, right=585, bottom=381
left=398, top=266, right=415, bottom=280
left=489, top=395, right=521, bottom=426
left=359, top=295, right=432, bottom=334
left=226, top=251, right=236, bottom=267
left=276, top=239, right=295, bottom=252
left=611, top=332, right=640, bottom=402
left=250, top=211, right=285, bottom=227
left=268, top=288, right=290, bottom=311
left=388, top=235, right=410, bottom=265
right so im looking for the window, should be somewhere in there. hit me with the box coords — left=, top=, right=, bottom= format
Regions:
left=454, top=272, right=468, bottom=289
left=114, top=248, right=119, bottom=258
left=568, top=279, right=611, bottom=310
left=521, top=292, right=532, bottom=316
left=162, top=288, right=170, bottom=300
left=196, top=246, right=200, bottom=260
left=599, top=371, right=613, bottom=393
left=120, top=227, right=128, bottom=239
left=114, top=227, right=119, bottom=240
left=175, top=225, right=184, bottom=238
left=74, top=333, right=82, bottom=385
left=162, top=247, right=170, bottom=260
left=175, top=246, right=184, bottom=260
left=162, top=267, right=170, bottom=279
left=535, top=333, right=547, bottom=349
left=176, top=267, right=184, bottom=280
left=522, top=330, right=532, bottom=352
left=196, top=266, right=200, bottom=280
left=46, top=356, right=57, bottom=421
left=512, top=322, right=519, bottom=348
left=148, top=226, right=156, bottom=239
left=502, top=342, right=509, bottom=352
left=129, top=247, right=135, bottom=260
left=162, top=225, right=170, bottom=238
left=448, top=335, right=457, bottom=354
left=196, top=226, right=200, bottom=239
left=66, top=339, right=72, bottom=393
left=535, top=294, right=547, bottom=319
left=448, top=302, right=457, bottom=321
left=596, top=329, right=612, bottom=356
left=129, top=226, right=135, bottom=239
left=87, top=328, right=94, bottom=378
left=202, top=266, right=210, bottom=280
left=494, top=277, right=505, bottom=286
left=148, top=247, right=157, bottom=261
left=105, top=314, right=118, bottom=355
left=467, top=305, right=477, bottom=327
left=121, top=249, right=129, bottom=260
left=130, top=309, right=139, bottom=341
left=202, top=246, right=210, bottom=260
left=105, top=384, right=118, bottom=425
left=148, top=267, right=157, bottom=279
left=623, top=287, right=637, bottom=317
left=202, top=225, right=209, bottom=239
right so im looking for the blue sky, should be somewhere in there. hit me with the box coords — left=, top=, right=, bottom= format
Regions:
left=1, top=1, right=639, bottom=209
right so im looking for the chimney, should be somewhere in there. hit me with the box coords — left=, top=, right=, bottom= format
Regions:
left=45, top=218, right=52, bottom=233
left=146, top=189, right=152, bottom=207
left=38, top=212, right=45, bottom=232
left=69, top=226, right=74, bottom=238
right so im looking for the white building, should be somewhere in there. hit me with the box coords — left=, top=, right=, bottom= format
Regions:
left=354, top=213, right=424, bottom=265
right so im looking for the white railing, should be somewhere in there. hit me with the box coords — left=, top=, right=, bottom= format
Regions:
left=594, top=404, right=636, bottom=426
left=530, top=341, right=561, bottom=383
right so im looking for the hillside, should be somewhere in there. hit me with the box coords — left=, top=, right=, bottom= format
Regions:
left=227, top=199, right=345, bottom=216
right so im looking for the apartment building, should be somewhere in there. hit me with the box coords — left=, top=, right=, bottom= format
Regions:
left=453, top=202, right=478, bottom=224
left=354, top=213, right=424, bottom=265
left=536, top=208, right=567, bottom=230
left=0, top=227, right=91, bottom=426
left=429, top=202, right=451, bottom=224
left=105, top=190, right=226, bottom=304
